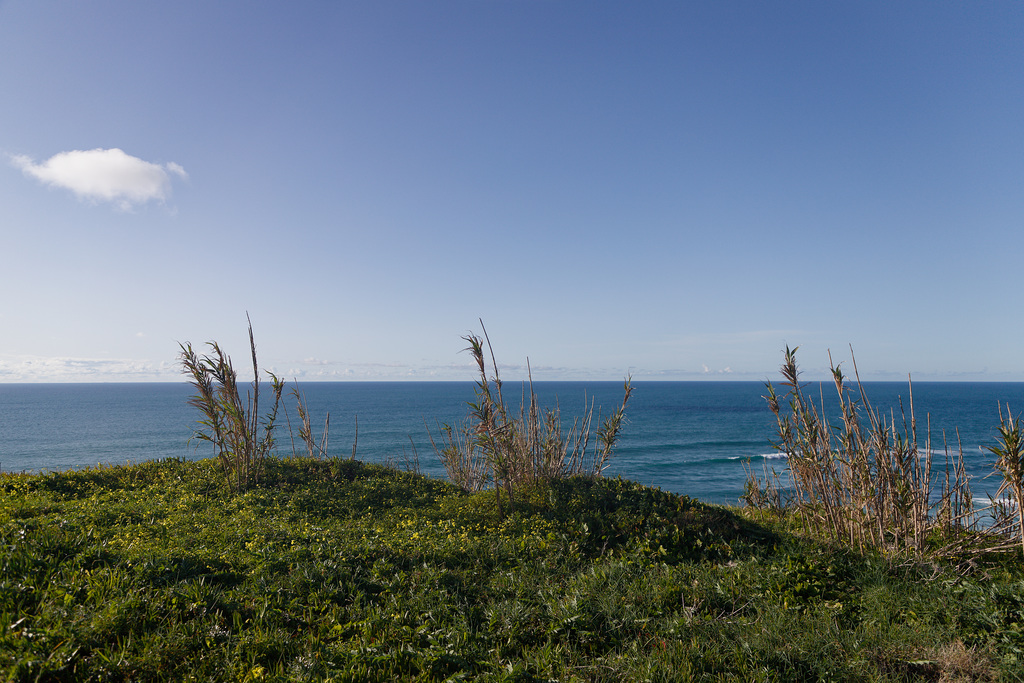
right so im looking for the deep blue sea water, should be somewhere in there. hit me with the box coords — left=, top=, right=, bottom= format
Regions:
left=2, top=381, right=1023, bottom=506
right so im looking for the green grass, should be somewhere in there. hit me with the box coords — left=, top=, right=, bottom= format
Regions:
left=2, top=458, right=1021, bottom=681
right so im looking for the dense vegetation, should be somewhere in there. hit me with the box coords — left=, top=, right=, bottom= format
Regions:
left=2, top=457, right=1022, bottom=681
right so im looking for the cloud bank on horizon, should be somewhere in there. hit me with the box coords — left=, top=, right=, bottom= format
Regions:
left=11, top=148, right=187, bottom=210
left=0, top=354, right=179, bottom=382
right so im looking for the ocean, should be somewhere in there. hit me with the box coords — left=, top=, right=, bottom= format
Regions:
left=2, top=381, right=1023, bottom=506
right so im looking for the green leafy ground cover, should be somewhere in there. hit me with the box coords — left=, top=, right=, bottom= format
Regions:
left=2, top=458, right=1022, bottom=681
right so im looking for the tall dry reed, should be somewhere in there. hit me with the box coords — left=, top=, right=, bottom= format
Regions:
left=179, top=316, right=284, bottom=493
left=986, top=405, right=1024, bottom=553
left=431, top=321, right=633, bottom=516
left=747, top=346, right=976, bottom=558
left=281, top=385, right=357, bottom=461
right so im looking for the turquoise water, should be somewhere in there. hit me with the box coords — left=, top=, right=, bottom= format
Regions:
left=2, top=381, right=1023, bottom=505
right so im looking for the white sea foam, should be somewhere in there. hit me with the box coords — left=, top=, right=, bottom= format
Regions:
left=973, top=496, right=1016, bottom=508
left=917, top=447, right=985, bottom=458
left=727, top=453, right=787, bottom=461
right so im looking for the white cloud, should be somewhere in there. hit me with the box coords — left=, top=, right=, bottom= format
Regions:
left=11, top=148, right=187, bottom=210
left=164, top=161, right=188, bottom=179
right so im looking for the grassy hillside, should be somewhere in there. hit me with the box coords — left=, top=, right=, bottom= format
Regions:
left=1, top=457, right=1021, bottom=681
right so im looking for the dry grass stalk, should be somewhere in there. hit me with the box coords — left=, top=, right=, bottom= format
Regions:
left=281, top=383, right=358, bottom=461
left=431, top=321, right=633, bottom=514
left=753, top=346, right=977, bottom=558
left=428, top=419, right=490, bottom=492
left=740, top=459, right=783, bottom=512
left=987, top=404, right=1024, bottom=553
left=932, top=639, right=999, bottom=683
left=179, top=316, right=284, bottom=493
left=290, top=386, right=330, bottom=458
left=751, top=347, right=1024, bottom=559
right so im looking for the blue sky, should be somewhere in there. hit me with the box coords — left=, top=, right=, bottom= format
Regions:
left=2, top=1, right=1023, bottom=382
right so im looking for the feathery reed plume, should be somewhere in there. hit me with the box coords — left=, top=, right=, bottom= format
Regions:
left=179, top=315, right=283, bottom=493
left=751, top=346, right=980, bottom=558
left=431, top=320, right=633, bottom=516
